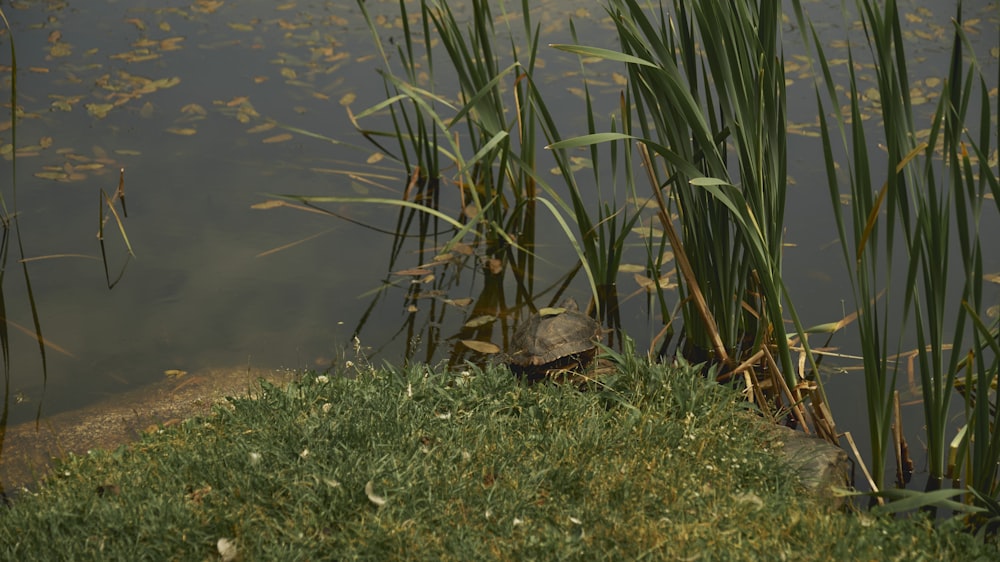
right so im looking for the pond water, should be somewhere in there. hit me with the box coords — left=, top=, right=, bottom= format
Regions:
left=0, top=0, right=997, bottom=490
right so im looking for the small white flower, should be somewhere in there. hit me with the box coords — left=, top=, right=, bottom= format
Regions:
left=249, top=452, right=262, bottom=466
left=316, top=375, right=330, bottom=384
left=299, top=448, right=310, bottom=459
left=322, top=402, right=333, bottom=413
left=513, top=517, right=523, bottom=526
left=345, top=360, right=355, bottom=369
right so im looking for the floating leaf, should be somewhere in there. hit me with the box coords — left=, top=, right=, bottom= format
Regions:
left=164, top=369, right=187, bottom=378
left=193, top=0, right=224, bottom=15
left=463, top=315, right=496, bottom=328
left=393, top=268, right=432, bottom=277
left=160, top=37, right=184, bottom=51
left=539, top=306, right=567, bottom=317
left=339, top=92, right=356, bottom=106
left=86, top=103, right=114, bottom=119
left=180, top=103, right=207, bottom=116
left=251, top=200, right=285, bottom=210
left=365, top=481, right=386, bottom=507
left=166, top=127, right=197, bottom=136
left=34, top=171, right=70, bottom=181
left=262, top=133, right=293, bottom=144
left=247, top=122, right=276, bottom=133
left=461, top=340, right=500, bottom=354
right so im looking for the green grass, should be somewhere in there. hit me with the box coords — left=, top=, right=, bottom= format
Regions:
left=1, top=363, right=996, bottom=560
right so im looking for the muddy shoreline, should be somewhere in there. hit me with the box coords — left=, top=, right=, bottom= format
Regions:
left=1, top=367, right=300, bottom=492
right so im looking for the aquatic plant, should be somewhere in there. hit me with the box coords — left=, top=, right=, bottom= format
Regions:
left=791, top=0, right=999, bottom=516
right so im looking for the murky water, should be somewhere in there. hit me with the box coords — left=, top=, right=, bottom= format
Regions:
left=0, top=0, right=997, bottom=490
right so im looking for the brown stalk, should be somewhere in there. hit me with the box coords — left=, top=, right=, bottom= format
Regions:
left=638, top=141, right=731, bottom=366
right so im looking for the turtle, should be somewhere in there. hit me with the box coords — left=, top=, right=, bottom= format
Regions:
left=506, top=298, right=603, bottom=381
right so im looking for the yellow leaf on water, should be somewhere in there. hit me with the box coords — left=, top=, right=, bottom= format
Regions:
left=463, top=315, right=496, bottom=329
left=193, top=0, right=224, bottom=15
left=74, top=163, right=105, bottom=171
left=246, top=123, right=276, bottom=133
left=160, top=37, right=184, bottom=51
left=34, top=171, right=69, bottom=181
left=339, top=92, right=356, bottom=106
left=39, top=136, right=54, bottom=148
left=461, top=340, right=500, bottom=354
left=166, top=127, right=197, bottom=136
left=280, top=67, right=297, bottom=79
left=180, top=103, right=207, bottom=116
left=151, top=77, right=181, bottom=90
left=251, top=200, right=285, bottom=210
left=262, top=133, right=292, bottom=144
left=366, top=153, right=383, bottom=164
left=86, top=104, right=114, bottom=119
left=49, top=42, right=72, bottom=57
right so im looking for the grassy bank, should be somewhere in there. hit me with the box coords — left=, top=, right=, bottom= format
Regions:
left=1, top=362, right=996, bottom=560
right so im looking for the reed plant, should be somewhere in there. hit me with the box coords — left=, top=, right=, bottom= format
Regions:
left=0, top=7, right=53, bottom=499
left=288, top=0, right=652, bottom=342
left=549, top=0, right=831, bottom=439
left=792, top=0, right=999, bottom=514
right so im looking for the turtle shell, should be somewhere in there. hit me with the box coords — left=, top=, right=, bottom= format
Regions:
left=507, top=298, right=602, bottom=369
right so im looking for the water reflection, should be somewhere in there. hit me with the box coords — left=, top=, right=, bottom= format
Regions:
left=0, top=0, right=997, bottom=495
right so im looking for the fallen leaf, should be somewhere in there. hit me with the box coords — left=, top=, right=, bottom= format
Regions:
left=86, top=103, right=114, bottom=119
left=180, top=103, right=207, bottom=116
left=262, top=133, right=292, bottom=143
left=251, top=200, right=285, bottom=210
left=217, top=538, right=238, bottom=562
left=365, top=481, right=386, bottom=507
left=463, top=315, right=496, bottom=328
left=393, top=268, right=433, bottom=277
left=166, top=127, right=197, bottom=136
left=246, top=122, right=276, bottom=133
left=461, top=340, right=500, bottom=354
